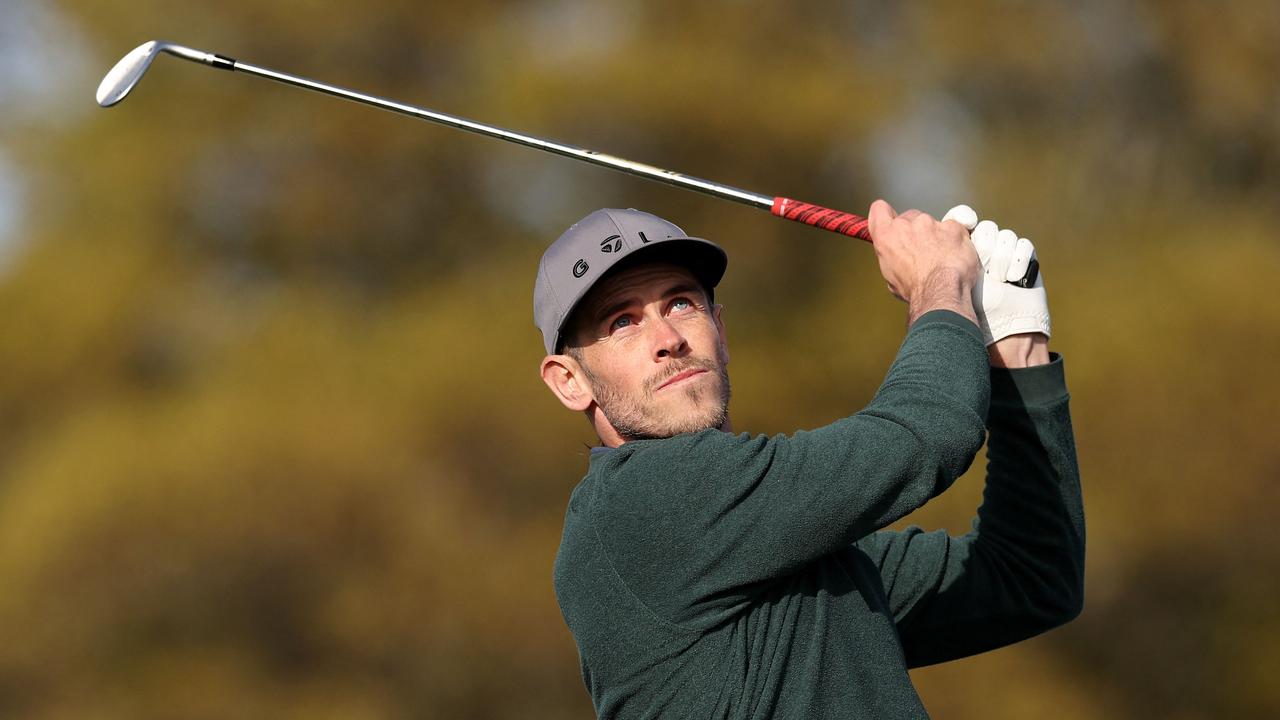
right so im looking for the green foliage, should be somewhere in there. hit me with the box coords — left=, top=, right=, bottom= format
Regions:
left=0, top=0, right=1276, bottom=717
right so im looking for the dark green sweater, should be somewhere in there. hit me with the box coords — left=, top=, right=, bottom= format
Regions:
left=553, top=310, right=1085, bottom=719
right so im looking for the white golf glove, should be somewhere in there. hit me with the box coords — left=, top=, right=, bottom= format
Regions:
left=942, top=205, right=1051, bottom=346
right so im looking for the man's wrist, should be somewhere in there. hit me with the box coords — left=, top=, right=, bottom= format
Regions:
left=908, top=268, right=978, bottom=327
left=988, top=333, right=1050, bottom=368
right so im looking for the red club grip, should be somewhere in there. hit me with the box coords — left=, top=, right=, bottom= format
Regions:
left=771, top=197, right=871, bottom=242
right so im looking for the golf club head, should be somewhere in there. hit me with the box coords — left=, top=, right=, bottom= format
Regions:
left=97, top=41, right=234, bottom=107
left=96, top=40, right=163, bottom=107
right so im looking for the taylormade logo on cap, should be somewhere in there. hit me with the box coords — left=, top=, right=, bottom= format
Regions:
left=533, top=208, right=728, bottom=355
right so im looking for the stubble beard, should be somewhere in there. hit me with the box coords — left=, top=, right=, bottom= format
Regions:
left=582, top=355, right=732, bottom=442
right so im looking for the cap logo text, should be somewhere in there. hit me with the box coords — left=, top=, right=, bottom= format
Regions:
left=600, top=235, right=623, bottom=253
left=572, top=259, right=589, bottom=278
left=638, top=231, right=650, bottom=244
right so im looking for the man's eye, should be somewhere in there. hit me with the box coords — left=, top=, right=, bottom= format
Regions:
left=670, top=298, right=692, bottom=312
left=610, top=316, right=633, bottom=331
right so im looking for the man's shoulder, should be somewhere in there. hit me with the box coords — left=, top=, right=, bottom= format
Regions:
left=581, top=430, right=780, bottom=521
left=590, top=430, right=773, bottom=480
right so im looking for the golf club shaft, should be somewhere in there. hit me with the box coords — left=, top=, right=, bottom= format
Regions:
left=182, top=49, right=874, bottom=242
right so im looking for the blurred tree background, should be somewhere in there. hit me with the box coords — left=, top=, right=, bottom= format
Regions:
left=1, top=0, right=1277, bottom=717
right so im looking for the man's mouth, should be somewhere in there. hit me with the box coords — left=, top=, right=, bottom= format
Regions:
left=656, top=368, right=707, bottom=392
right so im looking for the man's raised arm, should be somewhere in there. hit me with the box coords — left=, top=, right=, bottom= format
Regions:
left=855, top=211, right=1085, bottom=665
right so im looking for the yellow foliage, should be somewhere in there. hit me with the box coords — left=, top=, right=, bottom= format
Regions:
left=0, top=0, right=1275, bottom=716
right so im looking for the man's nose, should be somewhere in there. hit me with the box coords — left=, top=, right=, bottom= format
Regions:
left=650, top=317, right=688, bottom=359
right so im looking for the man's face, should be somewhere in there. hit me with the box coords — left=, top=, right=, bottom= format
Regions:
left=564, top=262, right=731, bottom=442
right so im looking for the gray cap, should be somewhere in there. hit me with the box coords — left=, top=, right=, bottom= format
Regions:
left=533, top=208, right=727, bottom=355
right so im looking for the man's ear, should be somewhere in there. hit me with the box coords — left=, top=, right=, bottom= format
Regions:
left=540, top=355, right=594, bottom=411
left=713, top=303, right=730, bottom=365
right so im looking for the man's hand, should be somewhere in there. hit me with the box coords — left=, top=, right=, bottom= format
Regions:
left=941, top=205, right=1051, bottom=368
left=867, top=199, right=980, bottom=326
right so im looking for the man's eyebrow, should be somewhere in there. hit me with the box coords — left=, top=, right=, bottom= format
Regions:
left=590, top=282, right=705, bottom=327
left=664, top=282, right=704, bottom=301
left=592, top=295, right=641, bottom=327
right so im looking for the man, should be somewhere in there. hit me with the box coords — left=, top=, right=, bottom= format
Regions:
left=534, top=201, right=1084, bottom=719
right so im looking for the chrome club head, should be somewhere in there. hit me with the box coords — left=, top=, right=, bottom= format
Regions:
left=96, top=40, right=163, bottom=107
left=96, top=41, right=235, bottom=107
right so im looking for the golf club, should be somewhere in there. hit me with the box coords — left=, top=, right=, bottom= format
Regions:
left=96, top=40, right=1038, bottom=286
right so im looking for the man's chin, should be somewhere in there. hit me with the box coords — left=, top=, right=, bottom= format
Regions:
left=597, top=372, right=731, bottom=442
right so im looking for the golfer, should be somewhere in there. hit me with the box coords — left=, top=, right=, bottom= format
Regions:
left=534, top=200, right=1084, bottom=719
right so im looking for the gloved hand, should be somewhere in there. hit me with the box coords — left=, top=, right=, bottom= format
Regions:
left=942, top=205, right=1051, bottom=346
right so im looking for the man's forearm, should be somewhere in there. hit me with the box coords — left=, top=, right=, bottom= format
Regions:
left=882, top=355, right=1084, bottom=667
left=976, top=356, right=1085, bottom=622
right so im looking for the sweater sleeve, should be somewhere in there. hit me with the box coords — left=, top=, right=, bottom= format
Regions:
left=590, top=310, right=991, bottom=628
left=853, top=354, right=1086, bottom=666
